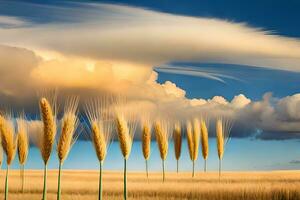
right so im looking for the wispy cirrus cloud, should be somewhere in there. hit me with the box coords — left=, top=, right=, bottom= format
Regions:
left=0, top=2, right=300, bottom=71
left=155, top=65, right=243, bottom=83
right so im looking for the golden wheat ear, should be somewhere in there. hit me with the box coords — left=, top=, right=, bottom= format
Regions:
left=142, top=121, right=151, bottom=161
left=57, top=96, right=79, bottom=164
left=186, top=121, right=194, bottom=161
left=200, top=118, right=209, bottom=172
left=0, top=114, right=16, bottom=166
left=173, top=122, right=182, bottom=173
left=39, top=97, right=57, bottom=164
left=116, top=115, right=132, bottom=159
left=17, top=115, right=29, bottom=166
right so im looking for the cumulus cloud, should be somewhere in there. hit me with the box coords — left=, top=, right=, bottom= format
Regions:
left=1, top=2, right=300, bottom=140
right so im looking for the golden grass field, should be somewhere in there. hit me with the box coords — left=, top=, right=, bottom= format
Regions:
left=0, top=170, right=300, bottom=200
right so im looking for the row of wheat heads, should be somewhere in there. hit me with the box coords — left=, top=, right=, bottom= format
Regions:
left=141, top=117, right=233, bottom=180
left=0, top=96, right=233, bottom=200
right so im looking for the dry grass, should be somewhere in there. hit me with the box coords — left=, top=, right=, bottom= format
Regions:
left=1, top=170, right=300, bottom=200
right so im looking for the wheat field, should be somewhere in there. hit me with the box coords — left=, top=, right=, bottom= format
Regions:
left=0, top=170, right=299, bottom=200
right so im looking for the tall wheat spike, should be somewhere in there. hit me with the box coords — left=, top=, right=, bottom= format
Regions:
left=116, top=114, right=132, bottom=200
left=39, top=97, right=57, bottom=200
left=16, top=116, right=29, bottom=193
left=86, top=98, right=113, bottom=200
left=57, top=97, right=79, bottom=200
left=216, top=118, right=233, bottom=179
left=115, top=99, right=137, bottom=200
left=0, top=114, right=16, bottom=200
left=173, top=122, right=182, bottom=173
left=141, top=120, right=151, bottom=178
left=200, top=119, right=209, bottom=172
left=154, top=120, right=169, bottom=182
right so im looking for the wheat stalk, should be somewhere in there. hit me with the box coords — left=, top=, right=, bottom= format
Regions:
left=116, top=114, right=134, bottom=200
left=57, top=97, right=79, bottom=200
left=39, top=97, right=57, bottom=200
left=0, top=114, right=16, bottom=200
left=154, top=120, right=169, bottom=182
left=40, top=97, right=56, bottom=164
left=114, top=96, right=138, bottom=200
left=216, top=118, right=224, bottom=179
left=192, top=118, right=200, bottom=177
left=173, top=122, right=182, bottom=173
left=16, top=116, right=29, bottom=193
left=216, top=117, right=233, bottom=179
left=200, top=119, right=209, bottom=172
left=85, top=98, right=113, bottom=200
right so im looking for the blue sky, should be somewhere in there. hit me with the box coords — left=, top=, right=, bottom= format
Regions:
left=1, top=0, right=300, bottom=171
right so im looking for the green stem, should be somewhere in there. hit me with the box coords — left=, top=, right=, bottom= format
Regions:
left=204, top=159, right=207, bottom=172
left=219, top=159, right=222, bottom=180
left=21, top=164, right=25, bottom=193
left=57, top=162, right=62, bottom=200
left=99, top=161, right=102, bottom=200
left=176, top=159, right=179, bottom=174
left=192, top=160, right=195, bottom=178
left=162, top=160, right=165, bottom=183
left=5, top=165, right=9, bottom=200
left=145, top=160, right=148, bottom=178
left=42, top=164, right=47, bottom=200
left=124, top=158, right=127, bottom=200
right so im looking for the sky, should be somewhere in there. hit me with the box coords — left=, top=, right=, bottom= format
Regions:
left=1, top=0, right=300, bottom=171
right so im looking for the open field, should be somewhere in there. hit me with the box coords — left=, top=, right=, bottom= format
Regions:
left=0, top=170, right=300, bottom=200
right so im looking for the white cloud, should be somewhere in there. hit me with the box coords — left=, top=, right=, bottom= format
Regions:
left=1, top=3, right=300, bottom=139
left=0, top=3, right=300, bottom=71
